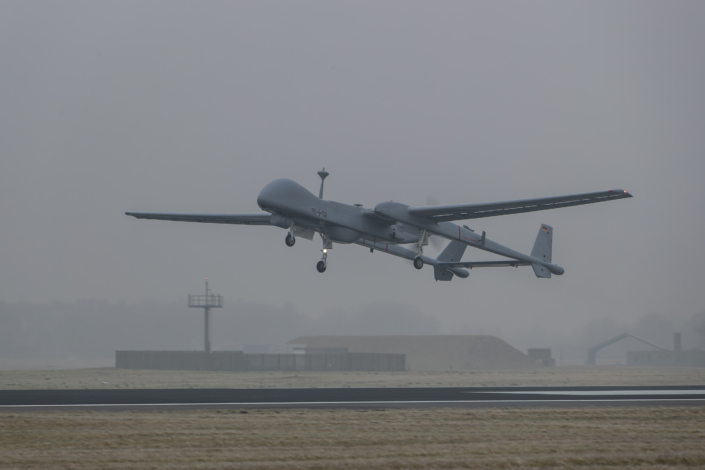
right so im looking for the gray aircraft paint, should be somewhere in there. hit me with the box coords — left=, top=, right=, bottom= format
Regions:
left=126, top=173, right=631, bottom=280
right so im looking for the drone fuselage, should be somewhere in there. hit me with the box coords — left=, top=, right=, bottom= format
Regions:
left=257, top=178, right=417, bottom=244
left=256, top=178, right=565, bottom=275
left=257, top=178, right=565, bottom=275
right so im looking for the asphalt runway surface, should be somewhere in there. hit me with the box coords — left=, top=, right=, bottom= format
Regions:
left=2, top=386, right=705, bottom=412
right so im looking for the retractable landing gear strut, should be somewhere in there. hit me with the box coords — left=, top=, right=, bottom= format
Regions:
left=317, top=233, right=333, bottom=273
left=414, top=229, right=427, bottom=270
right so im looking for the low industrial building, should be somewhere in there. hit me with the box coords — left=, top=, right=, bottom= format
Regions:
left=289, top=335, right=541, bottom=371
left=115, top=349, right=405, bottom=372
left=588, top=332, right=705, bottom=367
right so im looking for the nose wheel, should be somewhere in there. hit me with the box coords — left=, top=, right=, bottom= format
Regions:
left=285, top=233, right=295, bottom=247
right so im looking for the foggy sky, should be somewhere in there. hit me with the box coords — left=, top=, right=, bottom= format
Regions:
left=3, top=298, right=699, bottom=365
left=1, top=1, right=704, bottom=350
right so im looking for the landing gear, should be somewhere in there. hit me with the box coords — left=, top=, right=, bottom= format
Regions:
left=416, top=229, right=428, bottom=257
left=316, top=233, right=332, bottom=273
left=285, top=226, right=296, bottom=246
left=413, top=229, right=427, bottom=270
left=317, top=250, right=328, bottom=273
left=413, top=256, right=424, bottom=270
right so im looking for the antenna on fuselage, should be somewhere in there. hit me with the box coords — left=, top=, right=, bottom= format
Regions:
left=317, top=167, right=329, bottom=199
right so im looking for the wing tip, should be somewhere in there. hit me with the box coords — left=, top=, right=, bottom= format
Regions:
left=610, top=189, right=633, bottom=198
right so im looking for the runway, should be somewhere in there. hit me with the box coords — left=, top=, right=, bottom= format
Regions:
left=2, top=386, right=704, bottom=412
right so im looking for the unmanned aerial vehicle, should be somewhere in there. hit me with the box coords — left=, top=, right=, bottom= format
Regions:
left=126, top=170, right=631, bottom=281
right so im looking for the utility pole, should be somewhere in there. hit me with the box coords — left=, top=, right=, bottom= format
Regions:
left=188, top=279, right=223, bottom=353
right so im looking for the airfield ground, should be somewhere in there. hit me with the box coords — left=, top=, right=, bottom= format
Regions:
left=0, top=365, right=704, bottom=390
left=1, top=407, right=704, bottom=469
left=2, top=367, right=704, bottom=468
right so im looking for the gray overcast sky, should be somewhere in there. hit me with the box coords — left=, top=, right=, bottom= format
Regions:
left=1, top=1, right=704, bottom=337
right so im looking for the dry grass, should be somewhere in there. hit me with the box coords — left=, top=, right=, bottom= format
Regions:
left=1, top=366, right=704, bottom=390
left=1, top=407, right=704, bottom=469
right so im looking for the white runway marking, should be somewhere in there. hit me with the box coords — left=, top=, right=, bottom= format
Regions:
left=2, top=397, right=705, bottom=409
left=471, top=390, right=705, bottom=396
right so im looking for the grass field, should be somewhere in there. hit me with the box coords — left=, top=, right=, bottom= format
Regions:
left=2, top=368, right=704, bottom=468
left=1, top=407, right=704, bottom=469
left=1, top=366, right=704, bottom=390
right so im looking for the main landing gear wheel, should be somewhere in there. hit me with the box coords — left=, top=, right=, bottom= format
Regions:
left=285, top=234, right=296, bottom=247
left=413, top=257, right=424, bottom=270
left=317, top=233, right=331, bottom=273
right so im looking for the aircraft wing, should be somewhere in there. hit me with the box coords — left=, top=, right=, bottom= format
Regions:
left=125, top=212, right=273, bottom=225
left=407, top=189, right=632, bottom=222
left=439, top=260, right=531, bottom=268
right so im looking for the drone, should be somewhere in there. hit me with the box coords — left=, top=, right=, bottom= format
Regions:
left=126, top=169, right=631, bottom=281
